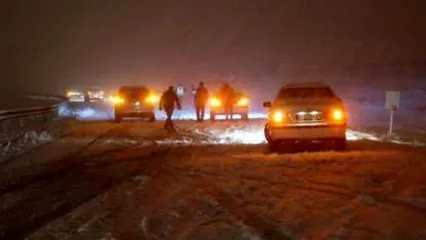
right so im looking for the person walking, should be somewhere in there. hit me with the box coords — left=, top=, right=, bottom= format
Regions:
left=159, top=86, right=182, bottom=131
left=194, top=81, right=209, bottom=122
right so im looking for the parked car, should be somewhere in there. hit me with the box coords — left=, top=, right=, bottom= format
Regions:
left=84, top=87, right=104, bottom=102
left=66, top=89, right=84, bottom=102
left=209, top=84, right=249, bottom=120
left=263, top=82, right=346, bottom=151
left=111, top=86, right=159, bottom=122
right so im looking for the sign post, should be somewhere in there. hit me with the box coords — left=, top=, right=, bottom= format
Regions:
left=385, top=91, right=400, bottom=135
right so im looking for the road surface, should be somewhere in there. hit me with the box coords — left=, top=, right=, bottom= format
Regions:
left=1, top=120, right=426, bottom=239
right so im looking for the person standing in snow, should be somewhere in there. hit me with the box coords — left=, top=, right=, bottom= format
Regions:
left=219, top=83, right=235, bottom=120
left=159, top=86, right=182, bottom=131
left=194, top=81, right=209, bottom=122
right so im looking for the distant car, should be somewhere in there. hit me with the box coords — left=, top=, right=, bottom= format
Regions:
left=209, top=91, right=249, bottom=120
left=263, top=82, right=347, bottom=151
left=84, top=87, right=104, bottom=102
left=66, top=89, right=84, bottom=102
left=111, top=86, right=159, bottom=122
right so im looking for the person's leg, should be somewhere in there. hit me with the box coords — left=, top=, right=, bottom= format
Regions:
left=195, top=106, right=200, bottom=121
left=200, top=104, right=205, bottom=121
left=166, top=109, right=175, bottom=130
left=165, top=109, right=171, bottom=129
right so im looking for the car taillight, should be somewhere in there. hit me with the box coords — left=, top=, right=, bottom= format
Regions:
left=145, top=94, right=160, bottom=103
left=269, top=110, right=286, bottom=123
left=110, top=96, right=124, bottom=104
left=331, top=108, right=345, bottom=122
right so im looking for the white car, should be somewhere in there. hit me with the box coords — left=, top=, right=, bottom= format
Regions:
left=263, top=82, right=347, bottom=151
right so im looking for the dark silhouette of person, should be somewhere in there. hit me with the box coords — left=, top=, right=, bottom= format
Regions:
left=84, top=90, right=90, bottom=103
left=159, top=86, right=181, bottom=130
left=194, top=81, right=209, bottom=122
left=219, top=83, right=235, bottom=120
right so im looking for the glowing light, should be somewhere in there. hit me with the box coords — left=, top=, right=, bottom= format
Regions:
left=237, top=97, right=249, bottom=106
left=210, top=97, right=221, bottom=107
left=146, top=94, right=160, bottom=103
left=332, top=108, right=344, bottom=121
left=66, top=91, right=81, bottom=97
left=272, top=111, right=284, bottom=123
left=109, top=96, right=124, bottom=104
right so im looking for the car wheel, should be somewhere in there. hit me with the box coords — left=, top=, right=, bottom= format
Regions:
left=149, top=114, right=156, bottom=122
left=334, top=138, right=346, bottom=151
left=268, top=140, right=281, bottom=152
left=114, top=115, right=122, bottom=123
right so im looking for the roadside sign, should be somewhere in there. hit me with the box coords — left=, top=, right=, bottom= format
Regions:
left=385, top=91, right=400, bottom=134
left=385, top=91, right=400, bottom=110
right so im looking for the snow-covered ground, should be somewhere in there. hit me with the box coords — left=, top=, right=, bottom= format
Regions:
left=0, top=86, right=424, bottom=239
left=335, top=86, right=426, bottom=143
left=0, top=119, right=424, bottom=239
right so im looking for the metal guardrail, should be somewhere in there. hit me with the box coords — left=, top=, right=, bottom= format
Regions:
left=0, top=94, right=66, bottom=139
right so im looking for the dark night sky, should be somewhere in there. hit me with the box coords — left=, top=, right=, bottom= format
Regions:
left=1, top=0, right=426, bottom=93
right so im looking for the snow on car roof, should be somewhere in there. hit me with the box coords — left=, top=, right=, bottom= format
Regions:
left=282, top=82, right=330, bottom=88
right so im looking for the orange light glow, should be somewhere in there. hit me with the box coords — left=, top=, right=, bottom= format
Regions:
left=146, top=94, right=160, bottom=103
left=332, top=108, right=344, bottom=121
left=237, top=97, right=248, bottom=106
left=272, top=110, right=285, bottom=123
left=210, top=97, right=221, bottom=107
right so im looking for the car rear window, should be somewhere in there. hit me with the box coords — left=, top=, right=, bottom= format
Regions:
left=276, top=87, right=335, bottom=99
left=119, top=88, right=149, bottom=98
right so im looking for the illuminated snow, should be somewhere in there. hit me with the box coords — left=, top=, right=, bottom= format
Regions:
left=58, top=102, right=424, bottom=146
left=211, top=127, right=266, bottom=144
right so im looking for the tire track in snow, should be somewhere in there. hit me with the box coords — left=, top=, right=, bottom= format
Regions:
left=0, top=124, right=125, bottom=196
left=162, top=168, right=297, bottom=240
left=0, top=144, right=173, bottom=239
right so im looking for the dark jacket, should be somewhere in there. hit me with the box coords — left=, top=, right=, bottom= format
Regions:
left=194, top=86, right=209, bottom=106
left=219, top=86, right=235, bottom=106
left=160, top=89, right=181, bottom=111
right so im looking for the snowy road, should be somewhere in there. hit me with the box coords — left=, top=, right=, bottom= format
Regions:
left=0, top=120, right=426, bottom=239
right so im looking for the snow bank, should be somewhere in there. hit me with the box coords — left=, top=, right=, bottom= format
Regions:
left=336, top=87, right=426, bottom=133
left=0, top=131, right=53, bottom=162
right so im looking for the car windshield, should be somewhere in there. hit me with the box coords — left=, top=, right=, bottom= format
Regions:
left=276, top=87, right=335, bottom=99
left=119, top=88, right=149, bottom=99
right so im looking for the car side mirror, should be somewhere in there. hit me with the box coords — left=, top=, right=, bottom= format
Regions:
left=263, top=101, right=271, bottom=108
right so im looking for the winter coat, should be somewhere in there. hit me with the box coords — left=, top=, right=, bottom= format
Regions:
left=160, top=89, right=181, bottom=111
left=194, top=86, right=209, bottom=106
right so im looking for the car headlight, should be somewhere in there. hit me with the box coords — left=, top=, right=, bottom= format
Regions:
left=210, top=97, right=221, bottom=107
left=146, top=94, right=160, bottom=103
left=237, top=97, right=248, bottom=106
left=331, top=108, right=345, bottom=121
